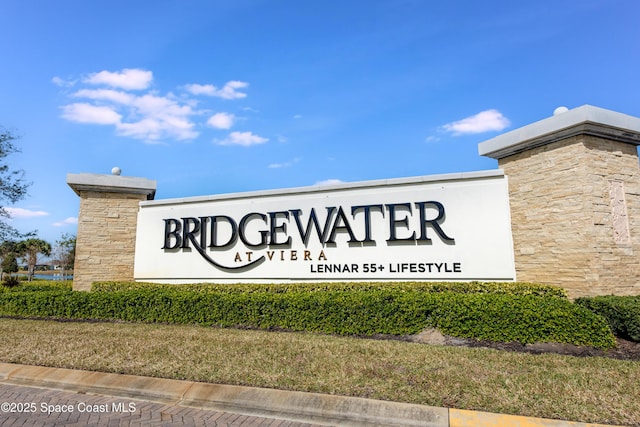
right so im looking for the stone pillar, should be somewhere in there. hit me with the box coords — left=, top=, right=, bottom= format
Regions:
left=67, top=171, right=156, bottom=291
left=479, top=105, right=640, bottom=297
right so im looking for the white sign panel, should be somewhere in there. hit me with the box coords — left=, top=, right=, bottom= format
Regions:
left=134, top=170, right=515, bottom=282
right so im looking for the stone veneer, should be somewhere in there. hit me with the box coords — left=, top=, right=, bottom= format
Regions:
left=480, top=105, right=640, bottom=297
left=67, top=173, right=156, bottom=291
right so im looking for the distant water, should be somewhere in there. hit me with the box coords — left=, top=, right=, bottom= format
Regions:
left=32, top=274, right=73, bottom=280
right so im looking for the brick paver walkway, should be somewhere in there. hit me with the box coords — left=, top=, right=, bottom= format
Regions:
left=0, top=384, right=328, bottom=426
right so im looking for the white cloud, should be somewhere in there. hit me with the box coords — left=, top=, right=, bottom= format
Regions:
left=84, top=68, right=153, bottom=90
left=184, top=84, right=216, bottom=96
left=314, top=179, right=344, bottom=186
left=61, top=103, right=122, bottom=125
left=53, top=217, right=78, bottom=227
left=131, top=94, right=195, bottom=125
left=116, top=119, right=163, bottom=141
left=5, top=207, right=49, bottom=218
left=216, top=81, right=248, bottom=99
left=117, top=117, right=197, bottom=142
left=217, top=131, right=268, bottom=147
left=268, top=158, right=300, bottom=169
left=73, top=88, right=134, bottom=104
left=425, top=136, right=440, bottom=143
left=441, top=109, right=510, bottom=135
left=122, top=94, right=198, bottom=141
left=207, top=112, right=235, bottom=129
left=185, top=81, right=248, bottom=99
left=52, top=76, right=76, bottom=87
left=57, top=69, right=251, bottom=143
left=65, top=89, right=198, bottom=142
left=293, top=114, right=303, bottom=119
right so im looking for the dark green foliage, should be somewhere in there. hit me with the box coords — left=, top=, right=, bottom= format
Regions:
left=0, top=280, right=71, bottom=293
left=1, top=276, right=20, bottom=288
left=431, top=293, right=615, bottom=349
left=0, top=281, right=614, bottom=349
left=91, top=281, right=568, bottom=298
left=1, top=252, right=18, bottom=275
left=576, top=295, right=640, bottom=342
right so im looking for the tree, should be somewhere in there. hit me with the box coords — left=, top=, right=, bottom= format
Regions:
left=1, top=252, right=18, bottom=278
left=0, top=127, right=31, bottom=242
left=17, top=238, right=51, bottom=281
left=0, top=240, right=18, bottom=280
left=53, top=233, right=75, bottom=280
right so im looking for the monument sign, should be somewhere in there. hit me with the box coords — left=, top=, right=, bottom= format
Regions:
left=133, top=170, right=515, bottom=282
left=69, top=105, right=640, bottom=296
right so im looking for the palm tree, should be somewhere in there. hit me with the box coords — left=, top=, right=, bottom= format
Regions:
left=17, top=238, right=51, bottom=281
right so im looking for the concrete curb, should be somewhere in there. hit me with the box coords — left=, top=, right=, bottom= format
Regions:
left=0, top=363, right=622, bottom=427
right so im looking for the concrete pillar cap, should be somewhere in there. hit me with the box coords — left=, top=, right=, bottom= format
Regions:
left=67, top=173, right=156, bottom=200
left=478, top=105, right=640, bottom=159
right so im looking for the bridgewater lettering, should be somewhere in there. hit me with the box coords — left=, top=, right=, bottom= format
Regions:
left=162, top=201, right=454, bottom=270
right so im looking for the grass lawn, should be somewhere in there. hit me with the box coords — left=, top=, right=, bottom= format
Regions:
left=0, top=318, right=637, bottom=426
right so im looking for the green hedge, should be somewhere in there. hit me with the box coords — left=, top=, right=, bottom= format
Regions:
left=91, top=281, right=568, bottom=298
left=0, top=289, right=434, bottom=335
left=0, top=282, right=614, bottom=349
left=431, top=293, right=615, bottom=348
left=575, top=295, right=640, bottom=342
left=0, top=280, right=72, bottom=293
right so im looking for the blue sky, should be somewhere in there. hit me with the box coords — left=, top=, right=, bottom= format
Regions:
left=1, top=0, right=639, bottom=246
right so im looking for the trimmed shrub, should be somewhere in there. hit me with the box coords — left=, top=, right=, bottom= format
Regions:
left=431, top=293, right=615, bottom=349
left=0, top=280, right=72, bottom=293
left=0, top=283, right=615, bottom=349
left=576, top=295, right=640, bottom=342
left=91, top=281, right=568, bottom=298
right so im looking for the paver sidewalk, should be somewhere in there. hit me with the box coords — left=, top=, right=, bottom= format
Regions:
left=0, top=384, right=327, bottom=426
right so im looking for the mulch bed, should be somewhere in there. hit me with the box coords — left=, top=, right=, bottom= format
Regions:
left=458, top=337, right=640, bottom=361
left=403, top=328, right=640, bottom=360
